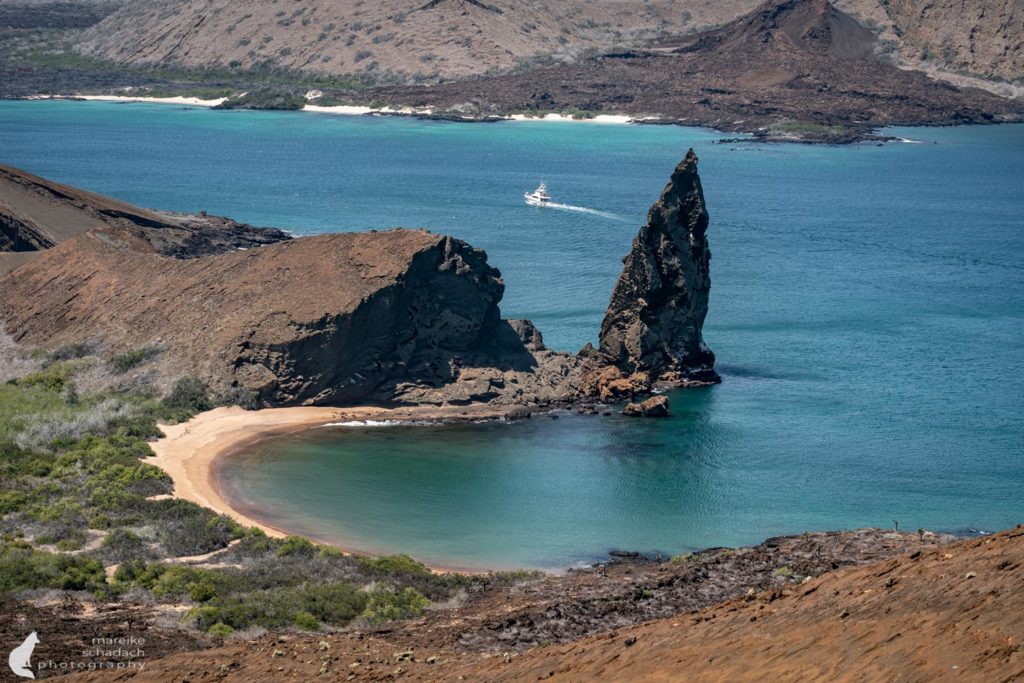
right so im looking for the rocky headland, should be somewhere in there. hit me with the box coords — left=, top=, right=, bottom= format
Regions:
left=0, top=149, right=718, bottom=414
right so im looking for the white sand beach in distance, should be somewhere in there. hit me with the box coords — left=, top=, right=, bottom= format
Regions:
left=33, top=95, right=636, bottom=123
left=48, top=94, right=230, bottom=107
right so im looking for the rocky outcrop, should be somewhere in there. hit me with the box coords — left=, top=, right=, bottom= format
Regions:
left=0, top=225, right=559, bottom=406
left=597, top=149, right=719, bottom=386
left=0, top=149, right=719, bottom=410
left=623, top=395, right=670, bottom=417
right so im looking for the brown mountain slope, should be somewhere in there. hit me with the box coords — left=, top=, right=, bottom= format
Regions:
left=72, top=0, right=1022, bottom=84
left=75, top=0, right=762, bottom=79
left=0, top=162, right=180, bottom=250
left=0, top=164, right=289, bottom=275
left=60, top=527, right=1024, bottom=682
left=866, top=0, right=1023, bottom=83
left=365, top=0, right=1023, bottom=140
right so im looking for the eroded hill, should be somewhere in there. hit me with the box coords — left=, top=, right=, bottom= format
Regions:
left=71, top=0, right=1023, bottom=85
left=76, top=0, right=761, bottom=80
left=363, top=0, right=1024, bottom=141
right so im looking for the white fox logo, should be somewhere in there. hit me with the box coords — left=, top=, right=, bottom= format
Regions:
left=8, top=631, right=39, bottom=679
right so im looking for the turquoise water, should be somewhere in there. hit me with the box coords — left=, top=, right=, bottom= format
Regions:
left=2, top=101, right=1022, bottom=569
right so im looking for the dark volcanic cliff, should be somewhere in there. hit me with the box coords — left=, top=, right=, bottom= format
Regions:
left=597, top=149, right=718, bottom=385
left=0, top=226, right=551, bottom=406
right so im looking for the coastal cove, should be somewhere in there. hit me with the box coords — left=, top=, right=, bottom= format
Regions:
left=2, top=100, right=1023, bottom=570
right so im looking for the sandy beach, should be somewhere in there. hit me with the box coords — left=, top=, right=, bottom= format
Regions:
left=148, top=403, right=512, bottom=543
left=43, top=94, right=230, bottom=107
left=32, top=94, right=635, bottom=124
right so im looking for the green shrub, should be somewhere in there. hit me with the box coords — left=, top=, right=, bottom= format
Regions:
left=357, top=554, right=429, bottom=576
left=55, top=536, right=86, bottom=551
left=87, top=485, right=142, bottom=512
left=97, top=528, right=151, bottom=564
left=0, top=542, right=106, bottom=593
left=0, top=491, right=29, bottom=514
left=276, top=536, right=316, bottom=558
left=160, top=377, right=212, bottom=422
left=130, top=564, right=224, bottom=603
left=16, top=363, right=76, bottom=391
left=88, top=513, right=112, bottom=529
left=189, top=577, right=218, bottom=602
left=293, top=610, right=319, bottom=630
left=361, top=586, right=429, bottom=624
left=317, top=545, right=344, bottom=559
left=206, top=622, right=234, bottom=637
left=43, top=343, right=94, bottom=367
left=85, top=461, right=171, bottom=508
left=219, top=386, right=260, bottom=410
left=61, top=382, right=79, bottom=406
left=109, top=346, right=162, bottom=374
left=0, top=442, right=54, bottom=478
left=110, top=415, right=163, bottom=440
left=148, top=499, right=242, bottom=556
left=31, top=499, right=85, bottom=525
left=190, top=582, right=366, bottom=631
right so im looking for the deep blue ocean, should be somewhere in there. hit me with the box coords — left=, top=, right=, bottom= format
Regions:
left=2, top=100, right=1022, bottom=569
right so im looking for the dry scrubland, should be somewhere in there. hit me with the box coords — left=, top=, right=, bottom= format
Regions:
left=74, top=0, right=1023, bottom=84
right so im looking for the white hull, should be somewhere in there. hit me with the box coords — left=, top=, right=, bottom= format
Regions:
left=524, top=193, right=549, bottom=207
left=524, top=182, right=551, bottom=206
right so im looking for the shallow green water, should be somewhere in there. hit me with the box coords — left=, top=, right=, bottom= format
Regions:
left=2, top=101, right=1022, bottom=569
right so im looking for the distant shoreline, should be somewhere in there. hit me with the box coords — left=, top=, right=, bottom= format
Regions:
left=24, top=94, right=995, bottom=143
left=149, top=404, right=517, bottom=573
left=25, top=94, right=637, bottom=125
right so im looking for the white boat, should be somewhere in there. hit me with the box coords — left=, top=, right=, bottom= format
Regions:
left=524, top=182, right=551, bottom=206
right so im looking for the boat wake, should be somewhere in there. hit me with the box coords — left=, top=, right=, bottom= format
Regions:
left=544, top=202, right=628, bottom=221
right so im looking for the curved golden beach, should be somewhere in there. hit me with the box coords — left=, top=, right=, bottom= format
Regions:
left=148, top=404, right=512, bottom=540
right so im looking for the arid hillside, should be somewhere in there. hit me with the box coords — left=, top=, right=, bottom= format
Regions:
left=76, top=0, right=762, bottom=80
left=58, top=527, right=1024, bottom=682
left=73, top=0, right=1023, bottom=83
left=364, top=0, right=1024, bottom=141
left=0, top=164, right=289, bottom=276
left=856, top=0, right=1023, bottom=82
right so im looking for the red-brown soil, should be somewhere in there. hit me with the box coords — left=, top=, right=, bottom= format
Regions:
left=0, top=163, right=289, bottom=275
left=48, top=526, right=1024, bottom=682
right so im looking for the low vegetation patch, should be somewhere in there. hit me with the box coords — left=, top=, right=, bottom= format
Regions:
left=109, top=345, right=162, bottom=373
left=214, top=88, right=306, bottom=111
left=770, top=121, right=848, bottom=137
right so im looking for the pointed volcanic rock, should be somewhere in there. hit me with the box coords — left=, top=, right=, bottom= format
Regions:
left=597, top=149, right=718, bottom=385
